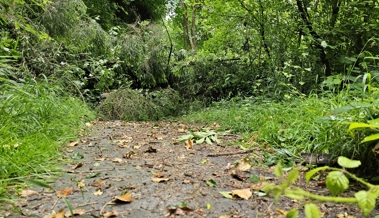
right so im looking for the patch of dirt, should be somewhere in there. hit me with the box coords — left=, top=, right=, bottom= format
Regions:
left=4, top=121, right=379, bottom=218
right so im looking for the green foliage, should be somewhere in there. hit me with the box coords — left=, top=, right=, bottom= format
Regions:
left=264, top=157, right=379, bottom=217
left=177, top=128, right=221, bottom=145
left=0, top=77, right=94, bottom=197
left=97, top=88, right=181, bottom=121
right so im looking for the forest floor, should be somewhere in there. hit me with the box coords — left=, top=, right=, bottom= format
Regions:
left=4, top=121, right=378, bottom=218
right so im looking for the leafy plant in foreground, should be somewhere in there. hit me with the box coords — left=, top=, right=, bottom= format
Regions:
left=262, top=156, right=379, bottom=217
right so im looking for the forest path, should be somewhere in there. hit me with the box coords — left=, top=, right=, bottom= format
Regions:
left=5, top=121, right=372, bottom=218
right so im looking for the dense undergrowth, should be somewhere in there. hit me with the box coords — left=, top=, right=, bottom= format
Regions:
left=0, top=77, right=94, bottom=198
left=181, top=89, right=379, bottom=172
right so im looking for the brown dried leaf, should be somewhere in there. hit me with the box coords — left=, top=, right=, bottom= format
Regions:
left=64, top=209, right=86, bottom=217
left=250, top=182, right=266, bottom=190
left=185, top=139, right=193, bottom=150
left=44, top=209, right=65, bottom=218
left=20, top=189, right=39, bottom=198
left=89, top=180, right=107, bottom=188
left=152, top=177, right=170, bottom=183
left=231, top=188, right=252, bottom=200
left=115, top=193, right=132, bottom=203
left=112, top=158, right=123, bottom=163
left=56, top=187, right=74, bottom=198
left=103, top=211, right=119, bottom=218
left=166, top=206, right=194, bottom=216
left=235, top=157, right=252, bottom=172
left=123, top=151, right=135, bottom=159
left=67, top=141, right=79, bottom=147
left=72, top=162, right=84, bottom=170
left=178, top=128, right=185, bottom=133
left=93, top=189, right=103, bottom=196
left=145, top=146, right=157, bottom=153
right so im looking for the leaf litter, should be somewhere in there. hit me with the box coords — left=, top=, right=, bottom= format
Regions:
left=7, top=121, right=379, bottom=218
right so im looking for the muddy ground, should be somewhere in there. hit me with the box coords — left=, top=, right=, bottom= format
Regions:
left=3, top=121, right=378, bottom=218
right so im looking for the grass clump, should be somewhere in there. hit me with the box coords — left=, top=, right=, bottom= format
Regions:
left=97, top=88, right=181, bottom=121
left=181, top=94, right=374, bottom=167
left=0, top=78, right=94, bottom=197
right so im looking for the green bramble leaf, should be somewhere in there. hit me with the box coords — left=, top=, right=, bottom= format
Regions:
left=286, top=208, right=299, bottom=218
left=337, top=156, right=361, bottom=168
left=305, top=166, right=329, bottom=183
left=362, top=133, right=379, bottom=143
left=355, top=190, right=376, bottom=216
left=326, top=171, right=349, bottom=196
left=304, top=203, right=320, bottom=218
left=286, top=168, right=299, bottom=185
left=274, top=161, right=283, bottom=177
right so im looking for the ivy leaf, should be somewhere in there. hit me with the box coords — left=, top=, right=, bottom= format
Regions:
left=326, top=171, right=349, bottom=195
left=337, top=156, right=361, bottom=168
left=355, top=190, right=376, bottom=216
left=304, top=203, right=321, bottom=218
left=305, top=166, right=328, bottom=183
left=286, top=208, right=299, bottom=218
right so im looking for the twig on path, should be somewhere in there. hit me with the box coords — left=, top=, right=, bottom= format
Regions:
left=100, top=200, right=115, bottom=216
left=207, top=148, right=256, bottom=157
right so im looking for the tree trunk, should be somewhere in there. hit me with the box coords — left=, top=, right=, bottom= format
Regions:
left=296, top=0, right=331, bottom=77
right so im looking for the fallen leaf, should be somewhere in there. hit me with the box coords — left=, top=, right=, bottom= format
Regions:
left=231, top=189, right=252, bottom=200
left=77, top=180, right=86, bottom=189
left=85, top=122, right=92, bottom=127
left=56, top=187, right=74, bottom=198
left=219, top=191, right=234, bottom=199
left=235, top=157, right=252, bottom=172
left=231, top=169, right=249, bottom=181
left=20, top=189, right=39, bottom=197
left=178, top=128, right=186, bottom=133
left=166, top=206, right=194, bottom=216
left=112, top=158, right=123, bottom=163
left=95, top=157, right=106, bottom=161
left=276, top=207, right=287, bottom=215
left=64, top=209, right=86, bottom=217
left=185, top=139, right=193, bottom=150
left=72, top=162, right=84, bottom=170
left=115, top=193, right=132, bottom=203
left=250, top=182, right=265, bottom=190
left=219, top=215, right=231, bottom=218
left=67, top=141, right=79, bottom=147
left=145, top=146, right=157, bottom=153
left=103, top=211, right=119, bottom=217
left=89, top=180, right=107, bottom=188
left=152, top=177, right=170, bottom=183
left=85, top=172, right=100, bottom=179
left=93, top=189, right=103, bottom=196
left=44, top=209, right=65, bottom=218
left=123, top=151, right=135, bottom=159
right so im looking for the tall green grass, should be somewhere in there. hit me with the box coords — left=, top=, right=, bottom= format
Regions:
left=0, top=78, right=94, bottom=197
left=181, top=94, right=369, bottom=161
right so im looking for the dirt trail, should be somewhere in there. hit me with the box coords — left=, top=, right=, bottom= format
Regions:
left=4, top=121, right=377, bottom=218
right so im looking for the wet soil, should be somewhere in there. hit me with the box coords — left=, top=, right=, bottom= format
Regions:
left=3, top=121, right=379, bottom=218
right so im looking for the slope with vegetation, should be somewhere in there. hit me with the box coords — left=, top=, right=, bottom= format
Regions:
left=0, top=0, right=379, bottom=215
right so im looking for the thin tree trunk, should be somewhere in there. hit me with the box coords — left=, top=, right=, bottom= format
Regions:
left=296, top=0, right=331, bottom=77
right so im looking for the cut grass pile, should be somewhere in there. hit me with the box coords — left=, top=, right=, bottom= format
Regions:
left=0, top=79, right=94, bottom=197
